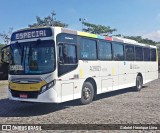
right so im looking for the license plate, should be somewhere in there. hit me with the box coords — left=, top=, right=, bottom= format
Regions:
left=19, top=94, right=28, bottom=98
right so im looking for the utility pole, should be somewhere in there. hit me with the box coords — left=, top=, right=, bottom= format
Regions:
left=79, top=18, right=87, bottom=31
left=51, top=11, right=56, bottom=26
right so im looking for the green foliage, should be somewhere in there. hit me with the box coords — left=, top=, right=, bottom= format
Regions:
left=82, top=22, right=117, bottom=35
left=0, top=28, right=13, bottom=45
left=124, top=36, right=157, bottom=45
left=29, top=11, right=68, bottom=28
left=114, top=34, right=122, bottom=37
left=0, top=44, right=6, bottom=63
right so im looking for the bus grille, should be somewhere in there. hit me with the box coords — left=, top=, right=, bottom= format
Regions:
left=10, top=90, right=39, bottom=99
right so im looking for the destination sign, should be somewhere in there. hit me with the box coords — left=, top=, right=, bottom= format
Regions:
left=11, top=28, right=52, bottom=41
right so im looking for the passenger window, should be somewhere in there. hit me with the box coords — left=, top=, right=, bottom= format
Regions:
left=151, top=48, right=156, bottom=61
left=112, top=42, right=124, bottom=61
left=135, top=47, right=143, bottom=61
left=143, top=48, right=150, bottom=61
left=80, top=38, right=97, bottom=60
left=59, top=43, right=77, bottom=64
left=98, top=41, right=112, bottom=60
left=125, top=45, right=134, bottom=61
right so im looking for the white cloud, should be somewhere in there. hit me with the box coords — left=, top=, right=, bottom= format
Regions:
left=142, top=30, right=160, bottom=42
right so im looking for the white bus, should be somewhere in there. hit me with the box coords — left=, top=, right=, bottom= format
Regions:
left=6, top=26, right=158, bottom=104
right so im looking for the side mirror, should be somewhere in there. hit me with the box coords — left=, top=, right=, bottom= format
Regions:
left=58, top=44, right=64, bottom=64
left=62, top=45, right=67, bottom=56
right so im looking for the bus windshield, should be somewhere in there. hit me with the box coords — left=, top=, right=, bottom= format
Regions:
left=9, top=40, right=55, bottom=75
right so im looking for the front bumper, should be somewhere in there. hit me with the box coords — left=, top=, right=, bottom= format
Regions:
left=8, top=87, right=58, bottom=103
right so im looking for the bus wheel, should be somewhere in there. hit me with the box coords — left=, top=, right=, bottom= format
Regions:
left=80, top=82, right=94, bottom=105
left=135, top=75, right=143, bottom=91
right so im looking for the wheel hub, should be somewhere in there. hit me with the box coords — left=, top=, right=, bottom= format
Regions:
left=83, top=87, right=91, bottom=100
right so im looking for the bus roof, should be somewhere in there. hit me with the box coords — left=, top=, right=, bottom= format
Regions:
left=61, top=27, right=156, bottom=48
left=13, top=26, right=157, bottom=48
left=62, top=27, right=157, bottom=48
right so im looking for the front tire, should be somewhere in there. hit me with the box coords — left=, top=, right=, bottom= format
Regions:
left=80, top=82, right=94, bottom=105
left=135, top=75, right=143, bottom=91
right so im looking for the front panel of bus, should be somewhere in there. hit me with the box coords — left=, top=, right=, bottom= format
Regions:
left=8, top=27, right=58, bottom=103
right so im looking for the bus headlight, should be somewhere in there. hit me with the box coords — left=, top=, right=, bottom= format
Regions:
left=41, top=86, right=47, bottom=93
left=40, top=80, right=56, bottom=94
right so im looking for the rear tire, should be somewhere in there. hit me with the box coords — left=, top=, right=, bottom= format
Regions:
left=80, top=82, right=94, bottom=105
left=135, top=75, right=143, bottom=91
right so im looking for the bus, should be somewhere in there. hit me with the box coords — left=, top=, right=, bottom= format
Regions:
left=5, top=26, right=158, bottom=104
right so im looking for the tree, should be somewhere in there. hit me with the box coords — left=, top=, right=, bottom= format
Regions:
left=113, top=34, right=123, bottom=37
left=0, top=44, right=6, bottom=63
left=0, top=27, right=13, bottom=45
left=124, top=36, right=157, bottom=45
left=82, top=22, right=116, bottom=35
left=29, top=11, right=68, bottom=28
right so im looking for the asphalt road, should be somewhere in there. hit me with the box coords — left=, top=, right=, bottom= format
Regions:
left=0, top=76, right=160, bottom=132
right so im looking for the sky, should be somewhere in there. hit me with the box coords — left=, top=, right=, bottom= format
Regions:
left=1, top=0, right=160, bottom=43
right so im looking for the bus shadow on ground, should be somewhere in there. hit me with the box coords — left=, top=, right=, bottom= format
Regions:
left=0, top=86, right=147, bottom=117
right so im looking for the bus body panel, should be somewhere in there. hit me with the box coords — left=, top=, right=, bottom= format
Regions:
left=99, top=61, right=113, bottom=92
left=77, top=60, right=102, bottom=95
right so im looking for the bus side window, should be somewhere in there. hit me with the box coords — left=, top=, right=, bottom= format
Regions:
left=125, top=45, right=134, bottom=61
left=135, top=47, right=143, bottom=61
left=143, top=48, right=150, bottom=61
left=98, top=41, right=112, bottom=60
left=58, top=43, right=77, bottom=64
left=58, top=43, right=78, bottom=76
left=151, top=48, right=156, bottom=61
left=112, top=42, right=124, bottom=61
left=80, top=38, right=97, bottom=60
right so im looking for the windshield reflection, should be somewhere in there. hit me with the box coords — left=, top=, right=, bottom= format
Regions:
left=10, top=40, right=55, bottom=75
